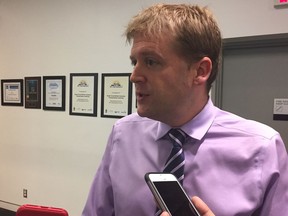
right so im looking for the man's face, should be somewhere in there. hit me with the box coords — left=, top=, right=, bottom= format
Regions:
left=129, top=34, right=199, bottom=126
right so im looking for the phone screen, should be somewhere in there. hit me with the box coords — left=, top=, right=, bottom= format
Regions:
left=154, top=181, right=199, bottom=216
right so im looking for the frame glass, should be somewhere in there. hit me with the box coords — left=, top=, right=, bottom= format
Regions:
left=43, top=76, right=66, bottom=111
left=69, top=73, right=98, bottom=117
left=1, top=79, right=23, bottom=106
left=101, top=73, right=132, bottom=118
left=25, top=76, right=41, bottom=109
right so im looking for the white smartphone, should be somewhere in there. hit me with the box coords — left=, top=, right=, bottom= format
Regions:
left=145, top=172, right=200, bottom=216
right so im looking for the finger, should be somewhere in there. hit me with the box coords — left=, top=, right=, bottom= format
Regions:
left=160, top=211, right=170, bottom=216
left=191, top=196, right=215, bottom=216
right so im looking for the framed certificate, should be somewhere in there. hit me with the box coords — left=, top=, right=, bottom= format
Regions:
left=25, top=77, right=41, bottom=109
left=43, top=76, right=66, bottom=111
left=69, top=73, right=98, bottom=117
left=101, top=73, right=132, bottom=118
left=1, top=79, right=24, bottom=106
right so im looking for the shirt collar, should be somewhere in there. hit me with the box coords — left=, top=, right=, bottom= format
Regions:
left=155, top=98, right=216, bottom=141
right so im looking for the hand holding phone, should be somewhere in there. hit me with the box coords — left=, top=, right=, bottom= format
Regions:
left=145, top=172, right=200, bottom=216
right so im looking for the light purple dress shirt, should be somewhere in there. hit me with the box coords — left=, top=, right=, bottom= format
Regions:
left=82, top=99, right=288, bottom=216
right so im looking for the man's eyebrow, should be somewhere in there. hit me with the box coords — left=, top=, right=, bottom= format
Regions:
left=130, top=50, right=162, bottom=59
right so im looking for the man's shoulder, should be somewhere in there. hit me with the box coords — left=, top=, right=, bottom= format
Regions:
left=214, top=109, right=279, bottom=139
left=115, top=112, right=156, bottom=126
left=111, top=113, right=160, bottom=139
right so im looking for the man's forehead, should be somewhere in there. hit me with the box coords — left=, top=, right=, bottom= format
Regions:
left=130, top=41, right=167, bottom=61
left=130, top=34, right=172, bottom=55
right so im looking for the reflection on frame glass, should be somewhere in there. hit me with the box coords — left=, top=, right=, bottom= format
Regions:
left=70, top=73, right=98, bottom=117
left=101, top=73, right=132, bottom=118
left=25, top=77, right=41, bottom=109
left=43, top=76, right=66, bottom=111
left=1, top=79, right=24, bottom=106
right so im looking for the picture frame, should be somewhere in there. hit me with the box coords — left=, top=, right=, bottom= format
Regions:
left=24, top=76, right=41, bottom=109
left=69, top=73, right=98, bottom=117
left=1, top=79, right=24, bottom=106
left=43, top=76, right=66, bottom=111
left=101, top=73, right=132, bottom=118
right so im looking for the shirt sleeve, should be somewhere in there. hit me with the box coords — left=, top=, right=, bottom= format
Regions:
left=256, top=134, right=288, bottom=215
left=81, top=128, right=115, bottom=216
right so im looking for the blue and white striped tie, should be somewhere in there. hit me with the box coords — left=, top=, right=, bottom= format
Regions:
left=155, top=128, right=187, bottom=216
left=163, top=128, right=186, bottom=184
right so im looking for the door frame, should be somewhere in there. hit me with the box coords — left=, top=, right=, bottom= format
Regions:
left=212, top=33, right=288, bottom=108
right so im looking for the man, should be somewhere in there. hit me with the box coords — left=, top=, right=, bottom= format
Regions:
left=82, top=4, right=288, bottom=216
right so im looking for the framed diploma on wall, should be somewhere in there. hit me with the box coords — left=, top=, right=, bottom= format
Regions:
left=69, top=73, right=98, bottom=117
left=101, top=73, right=132, bottom=118
left=43, top=76, right=66, bottom=111
left=24, top=76, right=41, bottom=109
left=1, top=79, right=24, bottom=106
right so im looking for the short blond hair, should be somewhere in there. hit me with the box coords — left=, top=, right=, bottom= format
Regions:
left=125, top=3, right=222, bottom=91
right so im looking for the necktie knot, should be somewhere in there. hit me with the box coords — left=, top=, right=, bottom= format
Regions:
left=167, top=128, right=187, bottom=147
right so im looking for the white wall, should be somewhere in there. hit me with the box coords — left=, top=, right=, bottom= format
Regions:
left=0, top=0, right=287, bottom=215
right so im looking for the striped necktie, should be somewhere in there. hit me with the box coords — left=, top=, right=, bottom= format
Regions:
left=155, top=128, right=187, bottom=216
left=163, top=128, right=186, bottom=184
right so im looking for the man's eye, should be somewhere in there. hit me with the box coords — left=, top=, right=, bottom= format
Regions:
left=145, top=59, right=157, bottom=66
left=131, top=60, right=137, bottom=67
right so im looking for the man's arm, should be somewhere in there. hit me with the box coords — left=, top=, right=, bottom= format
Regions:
left=257, top=134, right=288, bottom=215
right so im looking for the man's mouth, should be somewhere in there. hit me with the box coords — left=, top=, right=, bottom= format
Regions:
left=136, top=92, right=148, bottom=101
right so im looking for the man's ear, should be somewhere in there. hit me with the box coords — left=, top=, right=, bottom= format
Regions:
left=193, top=57, right=212, bottom=85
